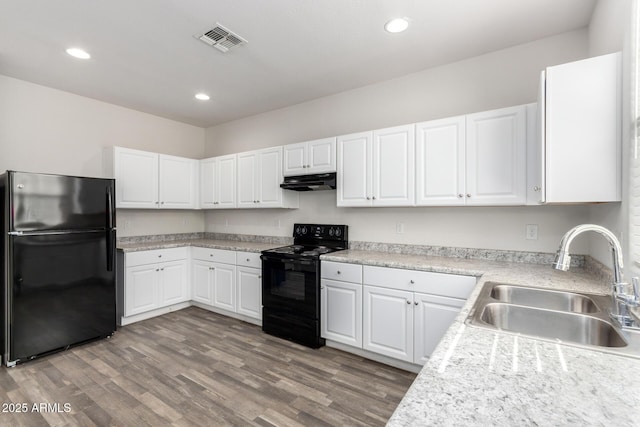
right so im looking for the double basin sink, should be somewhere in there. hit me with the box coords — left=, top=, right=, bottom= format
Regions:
left=466, top=282, right=640, bottom=358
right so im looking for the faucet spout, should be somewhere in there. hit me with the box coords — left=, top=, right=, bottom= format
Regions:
left=553, top=224, right=623, bottom=284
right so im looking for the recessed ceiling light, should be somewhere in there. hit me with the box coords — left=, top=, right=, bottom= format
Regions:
left=66, top=48, right=91, bottom=59
left=385, top=18, right=409, bottom=33
left=195, top=93, right=210, bottom=101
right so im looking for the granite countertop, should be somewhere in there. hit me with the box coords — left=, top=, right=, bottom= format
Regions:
left=322, top=250, right=640, bottom=426
left=117, top=238, right=282, bottom=253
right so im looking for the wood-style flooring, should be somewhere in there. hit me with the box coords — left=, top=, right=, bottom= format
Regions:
left=0, top=307, right=416, bottom=426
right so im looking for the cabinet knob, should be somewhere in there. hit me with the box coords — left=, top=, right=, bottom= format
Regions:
left=160, top=268, right=164, bottom=271
left=161, top=201, right=165, bottom=205
left=158, top=255, right=162, bottom=258
left=409, top=280, right=414, bottom=284
left=337, top=270, right=341, bottom=275
left=246, top=258, right=250, bottom=262
left=366, top=197, right=371, bottom=200
left=414, top=301, right=419, bottom=306
left=466, top=194, right=471, bottom=198
left=320, top=286, right=324, bottom=289
left=258, top=275, right=262, bottom=279
left=303, top=165, right=307, bottom=168
left=533, top=186, right=540, bottom=192
left=458, top=194, right=463, bottom=198
left=406, top=300, right=411, bottom=305
left=155, top=201, right=159, bottom=205
left=210, top=254, right=213, bottom=257
left=372, top=196, right=376, bottom=200
left=155, top=268, right=159, bottom=272
left=307, top=165, right=310, bottom=168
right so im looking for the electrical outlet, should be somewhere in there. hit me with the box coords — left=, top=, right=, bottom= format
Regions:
left=526, top=224, right=538, bottom=240
left=396, top=223, right=405, bottom=234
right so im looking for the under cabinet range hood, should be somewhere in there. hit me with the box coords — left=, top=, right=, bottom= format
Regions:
left=280, top=173, right=336, bottom=191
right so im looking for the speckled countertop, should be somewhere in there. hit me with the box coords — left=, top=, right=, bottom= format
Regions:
left=322, top=250, right=640, bottom=426
left=117, top=238, right=282, bottom=253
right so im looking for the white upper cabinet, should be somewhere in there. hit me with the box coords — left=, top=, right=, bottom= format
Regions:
left=416, top=116, right=466, bottom=206
left=534, top=52, right=621, bottom=204
left=283, top=137, right=336, bottom=176
left=337, top=125, right=415, bottom=207
left=200, top=154, right=236, bottom=209
left=237, top=147, right=299, bottom=209
left=109, top=147, right=197, bottom=209
left=465, top=105, right=527, bottom=205
left=417, top=105, right=527, bottom=206
left=159, top=154, right=198, bottom=209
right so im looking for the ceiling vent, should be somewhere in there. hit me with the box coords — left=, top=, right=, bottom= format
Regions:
left=195, top=23, right=247, bottom=53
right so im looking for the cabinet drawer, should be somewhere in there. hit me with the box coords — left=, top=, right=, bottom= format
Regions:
left=192, top=247, right=236, bottom=264
left=363, top=265, right=476, bottom=299
left=236, top=251, right=261, bottom=269
left=321, top=261, right=362, bottom=283
left=126, top=247, right=189, bottom=267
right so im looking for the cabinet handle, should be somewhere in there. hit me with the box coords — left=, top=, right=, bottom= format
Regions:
left=406, top=300, right=411, bottom=305
left=414, top=301, right=419, bottom=306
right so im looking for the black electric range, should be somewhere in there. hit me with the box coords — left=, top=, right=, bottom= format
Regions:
left=261, top=224, right=348, bottom=348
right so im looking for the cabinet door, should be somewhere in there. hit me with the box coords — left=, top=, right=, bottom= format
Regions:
left=337, top=131, right=373, bottom=207
left=159, top=260, right=189, bottom=306
left=200, top=158, right=216, bottom=209
left=283, top=142, right=307, bottom=177
left=413, top=293, right=464, bottom=365
left=321, top=279, right=362, bottom=347
left=416, top=117, right=466, bottom=206
left=466, top=105, right=526, bottom=205
left=192, top=260, right=213, bottom=305
left=237, top=152, right=258, bottom=208
left=114, top=147, right=159, bottom=209
left=307, top=137, right=336, bottom=174
left=212, top=263, right=236, bottom=312
left=125, top=264, right=160, bottom=316
left=257, top=147, right=283, bottom=207
left=363, top=285, right=413, bottom=362
left=372, top=125, right=415, bottom=206
left=544, top=53, right=621, bottom=203
left=216, top=154, right=237, bottom=208
left=159, top=154, right=198, bottom=209
left=236, top=266, right=262, bottom=320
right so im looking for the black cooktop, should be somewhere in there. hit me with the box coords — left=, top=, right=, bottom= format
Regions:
left=262, top=223, right=348, bottom=260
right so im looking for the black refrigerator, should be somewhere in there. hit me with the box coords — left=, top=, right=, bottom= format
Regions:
left=0, top=171, right=117, bottom=366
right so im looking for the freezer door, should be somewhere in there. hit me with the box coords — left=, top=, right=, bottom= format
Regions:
left=8, top=171, right=115, bottom=232
left=7, top=232, right=116, bottom=363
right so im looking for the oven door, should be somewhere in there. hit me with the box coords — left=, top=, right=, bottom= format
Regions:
left=261, top=254, right=319, bottom=317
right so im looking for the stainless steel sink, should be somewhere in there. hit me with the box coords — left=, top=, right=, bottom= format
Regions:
left=480, top=303, right=626, bottom=347
left=489, top=284, right=599, bottom=313
left=466, top=282, right=640, bottom=358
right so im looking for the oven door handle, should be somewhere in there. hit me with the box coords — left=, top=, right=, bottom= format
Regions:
left=260, top=255, right=316, bottom=266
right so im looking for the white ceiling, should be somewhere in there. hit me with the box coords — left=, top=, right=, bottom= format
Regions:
left=0, top=0, right=597, bottom=128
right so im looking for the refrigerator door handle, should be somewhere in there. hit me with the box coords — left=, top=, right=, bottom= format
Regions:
left=106, top=185, right=115, bottom=272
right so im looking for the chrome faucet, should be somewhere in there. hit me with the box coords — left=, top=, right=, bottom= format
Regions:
left=553, top=224, right=640, bottom=328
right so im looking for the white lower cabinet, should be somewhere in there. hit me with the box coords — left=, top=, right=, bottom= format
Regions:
left=413, top=293, right=465, bottom=365
left=123, top=247, right=190, bottom=318
left=191, top=248, right=236, bottom=312
left=236, top=266, right=262, bottom=320
left=363, top=285, right=414, bottom=362
left=321, top=261, right=476, bottom=366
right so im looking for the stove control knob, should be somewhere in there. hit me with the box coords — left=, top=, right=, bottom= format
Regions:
left=295, top=226, right=301, bottom=235
left=301, top=226, right=308, bottom=235
left=328, top=228, right=334, bottom=236
left=335, top=228, right=341, bottom=237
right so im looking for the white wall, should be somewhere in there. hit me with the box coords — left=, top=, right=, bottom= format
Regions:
left=204, top=30, right=594, bottom=254
left=0, top=75, right=206, bottom=237
left=587, top=0, right=633, bottom=268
